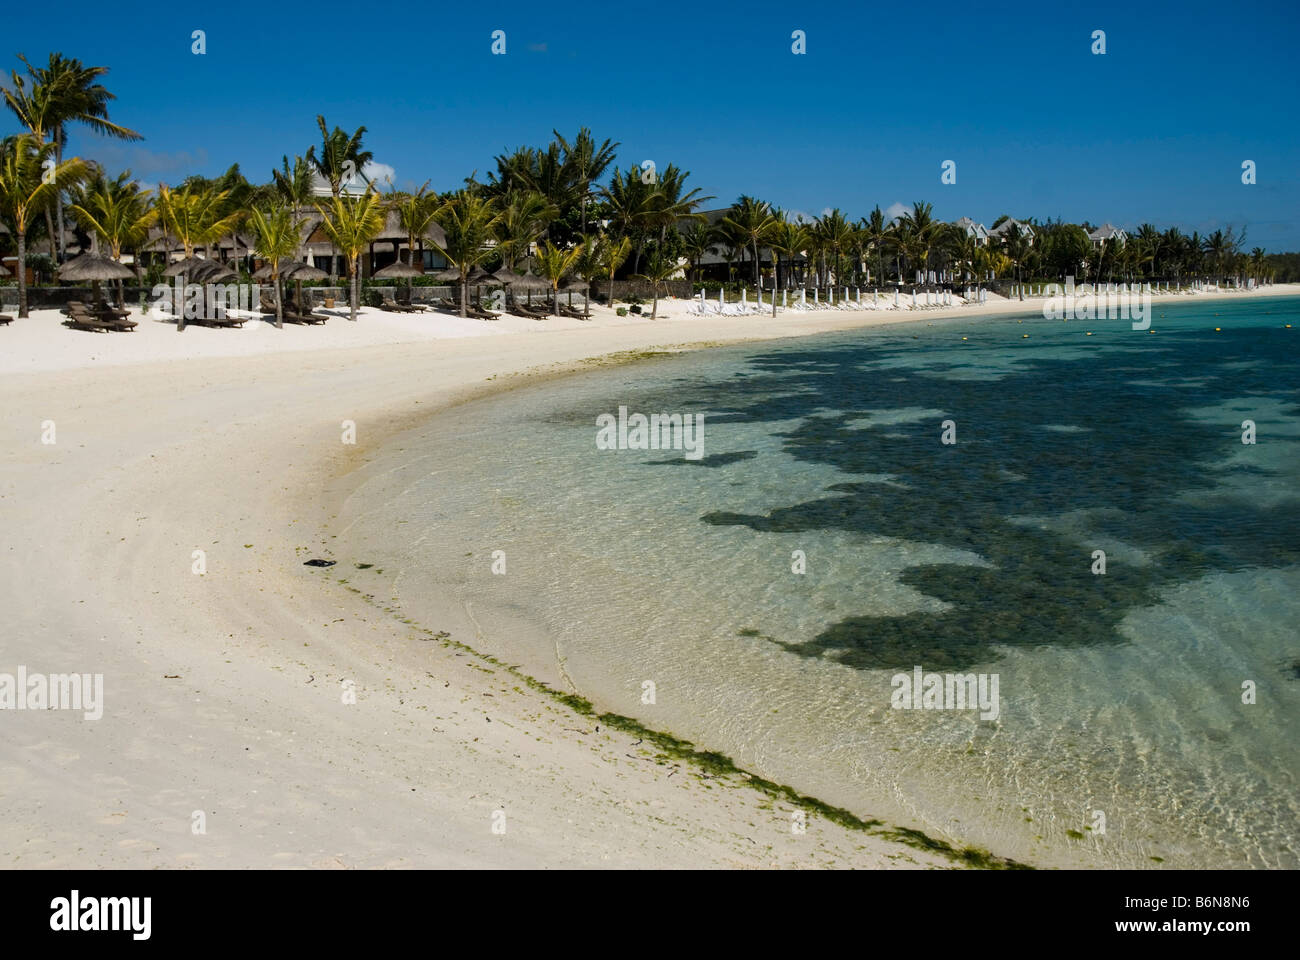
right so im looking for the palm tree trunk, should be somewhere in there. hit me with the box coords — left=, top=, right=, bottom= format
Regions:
left=274, top=272, right=284, bottom=328
left=460, top=277, right=468, bottom=319
left=17, top=227, right=29, bottom=318
left=43, top=206, right=58, bottom=277
left=54, top=128, right=67, bottom=264
left=350, top=256, right=359, bottom=320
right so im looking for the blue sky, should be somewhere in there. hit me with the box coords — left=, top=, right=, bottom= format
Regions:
left=4, top=0, right=1298, bottom=249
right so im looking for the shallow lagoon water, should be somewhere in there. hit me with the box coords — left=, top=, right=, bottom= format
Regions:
left=341, top=298, right=1300, bottom=868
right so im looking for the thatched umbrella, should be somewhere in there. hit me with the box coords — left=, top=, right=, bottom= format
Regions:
left=506, top=270, right=549, bottom=308
left=191, top=260, right=235, bottom=281
left=491, top=266, right=525, bottom=285
left=58, top=253, right=133, bottom=283
left=284, top=263, right=327, bottom=312
left=192, top=261, right=237, bottom=318
left=58, top=254, right=134, bottom=311
left=163, top=256, right=209, bottom=278
left=163, top=256, right=215, bottom=331
left=372, top=259, right=424, bottom=304
left=464, top=265, right=499, bottom=312
left=251, top=259, right=297, bottom=281
left=560, top=275, right=591, bottom=316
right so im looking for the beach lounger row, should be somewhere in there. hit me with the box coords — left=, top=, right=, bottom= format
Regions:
left=382, top=297, right=428, bottom=313
left=61, top=301, right=137, bottom=332
left=258, top=295, right=327, bottom=325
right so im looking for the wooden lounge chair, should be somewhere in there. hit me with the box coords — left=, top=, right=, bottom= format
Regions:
left=201, top=313, right=245, bottom=328
left=381, top=297, right=419, bottom=313
left=396, top=297, right=427, bottom=312
left=286, top=308, right=328, bottom=325
left=62, top=310, right=114, bottom=332
left=0, top=315, right=12, bottom=325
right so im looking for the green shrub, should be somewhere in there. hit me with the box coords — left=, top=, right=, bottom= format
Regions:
left=616, top=307, right=628, bottom=317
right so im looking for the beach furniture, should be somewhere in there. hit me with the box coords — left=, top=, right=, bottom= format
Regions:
left=381, top=297, right=420, bottom=313
left=62, top=307, right=115, bottom=332
left=510, top=301, right=549, bottom=319
left=285, top=307, right=328, bottom=325
left=0, top=315, right=12, bottom=325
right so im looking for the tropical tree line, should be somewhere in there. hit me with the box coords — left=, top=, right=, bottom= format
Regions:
left=0, top=51, right=1285, bottom=323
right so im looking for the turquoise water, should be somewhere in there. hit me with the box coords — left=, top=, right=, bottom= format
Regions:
left=342, top=297, right=1300, bottom=868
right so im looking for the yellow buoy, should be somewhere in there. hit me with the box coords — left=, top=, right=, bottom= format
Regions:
left=1215, top=327, right=1221, bottom=332
left=1022, top=334, right=1029, bottom=338
left=961, top=336, right=968, bottom=340
left=1086, top=332, right=1093, bottom=336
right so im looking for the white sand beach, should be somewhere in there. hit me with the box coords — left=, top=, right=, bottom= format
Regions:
left=2, top=283, right=1295, bottom=869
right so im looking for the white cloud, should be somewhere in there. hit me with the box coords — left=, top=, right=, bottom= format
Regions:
left=884, top=201, right=909, bottom=222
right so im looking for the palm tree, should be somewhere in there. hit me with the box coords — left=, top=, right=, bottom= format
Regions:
left=67, top=170, right=155, bottom=306
left=859, top=206, right=889, bottom=285
left=389, top=181, right=441, bottom=271
left=722, top=196, right=778, bottom=287
left=896, top=202, right=947, bottom=285
left=766, top=216, right=808, bottom=315
left=429, top=190, right=501, bottom=318
left=632, top=247, right=681, bottom=320
left=589, top=232, right=632, bottom=306
left=814, top=208, right=855, bottom=293
left=951, top=232, right=977, bottom=285
left=156, top=182, right=242, bottom=258
left=572, top=234, right=605, bottom=319
left=496, top=190, right=557, bottom=271
left=307, top=115, right=373, bottom=281
left=643, top=164, right=711, bottom=250
left=680, top=222, right=716, bottom=282
left=315, top=190, right=385, bottom=321
left=271, top=153, right=315, bottom=262
left=554, top=128, right=619, bottom=239
left=2, top=54, right=142, bottom=265
left=1001, top=224, right=1031, bottom=299
left=0, top=134, right=87, bottom=316
left=1202, top=229, right=1240, bottom=284
left=248, top=204, right=305, bottom=328
left=535, top=240, right=583, bottom=316
left=1249, top=247, right=1266, bottom=283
